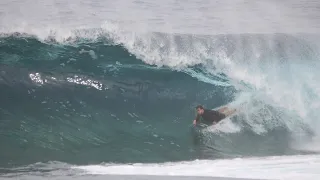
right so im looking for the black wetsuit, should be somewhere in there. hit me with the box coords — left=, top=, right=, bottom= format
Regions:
left=195, top=109, right=226, bottom=125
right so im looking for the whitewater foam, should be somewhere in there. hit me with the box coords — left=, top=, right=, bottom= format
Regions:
left=205, top=119, right=241, bottom=134
left=73, top=154, right=320, bottom=180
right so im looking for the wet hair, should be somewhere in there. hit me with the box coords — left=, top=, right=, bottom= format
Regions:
left=196, top=105, right=204, bottom=110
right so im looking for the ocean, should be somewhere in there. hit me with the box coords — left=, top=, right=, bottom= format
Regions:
left=1, top=0, right=320, bottom=180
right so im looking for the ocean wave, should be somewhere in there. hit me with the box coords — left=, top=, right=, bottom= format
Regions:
left=0, top=27, right=319, bottom=167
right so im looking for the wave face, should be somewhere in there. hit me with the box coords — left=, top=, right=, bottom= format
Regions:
left=0, top=34, right=236, bottom=167
left=1, top=30, right=320, bottom=169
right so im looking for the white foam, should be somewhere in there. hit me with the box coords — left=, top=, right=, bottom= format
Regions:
left=204, top=119, right=241, bottom=134
left=73, top=154, right=320, bottom=180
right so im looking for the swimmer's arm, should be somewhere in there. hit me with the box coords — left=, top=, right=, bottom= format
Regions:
left=193, top=115, right=200, bottom=125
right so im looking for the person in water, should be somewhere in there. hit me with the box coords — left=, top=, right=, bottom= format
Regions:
left=193, top=105, right=237, bottom=126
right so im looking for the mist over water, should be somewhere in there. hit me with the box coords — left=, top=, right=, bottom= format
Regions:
left=1, top=0, right=320, bottom=35
left=1, top=0, right=320, bottom=179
